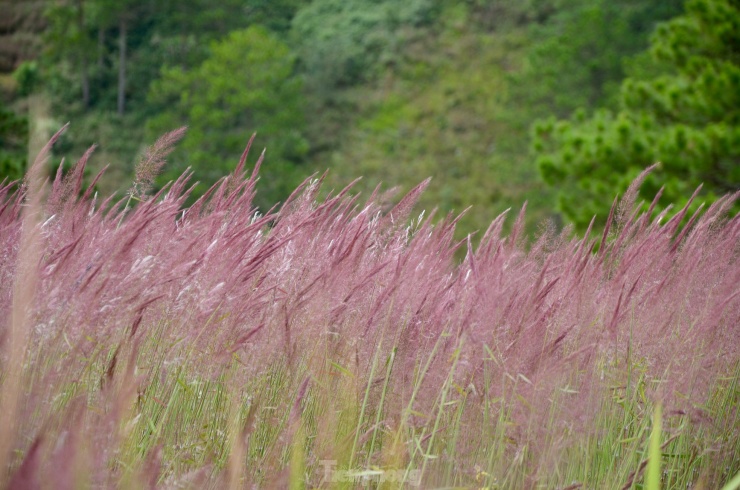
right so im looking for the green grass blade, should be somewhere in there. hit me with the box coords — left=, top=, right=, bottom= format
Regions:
left=721, top=471, right=740, bottom=490
left=646, top=403, right=662, bottom=490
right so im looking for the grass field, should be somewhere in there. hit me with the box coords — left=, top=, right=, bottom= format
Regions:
left=1, top=129, right=738, bottom=488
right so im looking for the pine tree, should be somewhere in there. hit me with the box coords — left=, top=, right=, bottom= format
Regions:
left=534, top=0, right=739, bottom=230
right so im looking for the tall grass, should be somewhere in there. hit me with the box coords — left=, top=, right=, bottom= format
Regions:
left=0, top=130, right=738, bottom=488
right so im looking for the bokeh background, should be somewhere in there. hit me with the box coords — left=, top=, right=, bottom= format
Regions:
left=1, top=0, right=737, bottom=238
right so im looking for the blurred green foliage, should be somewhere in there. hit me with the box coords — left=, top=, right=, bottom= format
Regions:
left=7, top=0, right=734, bottom=240
left=13, top=61, right=40, bottom=97
left=320, top=4, right=534, bottom=235
left=292, top=0, right=436, bottom=92
left=0, top=102, right=28, bottom=181
left=148, top=26, right=308, bottom=210
left=510, top=0, right=683, bottom=119
left=534, top=0, right=739, bottom=230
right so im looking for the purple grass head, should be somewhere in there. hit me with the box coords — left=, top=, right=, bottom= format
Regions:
left=1, top=129, right=738, bottom=487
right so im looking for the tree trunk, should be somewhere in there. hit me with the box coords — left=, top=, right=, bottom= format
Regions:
left=98, top=27, right=104, bottom=69
left=117, top=17, right=126, bottom=115
left=82, top=56, right=90, bottom=109
left=77, top=0, right=89, bottom=109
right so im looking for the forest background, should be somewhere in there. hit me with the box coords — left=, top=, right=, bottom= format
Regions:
left=1, top=0, right=737, bottom=238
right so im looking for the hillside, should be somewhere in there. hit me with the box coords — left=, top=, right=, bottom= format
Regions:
left=5, top=0, right=726, bottom=240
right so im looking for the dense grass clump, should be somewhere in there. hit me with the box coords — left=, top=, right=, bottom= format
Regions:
left=1, top=128, right=738, bottom=489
